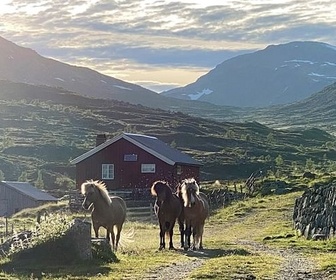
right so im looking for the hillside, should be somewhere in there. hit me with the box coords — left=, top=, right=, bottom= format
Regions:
left=182, top=82, right=336, bottom=137
left=0, top=81, right=335, bottom=193
left=162, top=41, right=336, bottom=107
left=0, top=36, right=184, bottom=109
left=229, top=82, right=336, bottom=134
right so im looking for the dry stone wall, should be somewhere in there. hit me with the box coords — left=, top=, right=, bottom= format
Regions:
left=293, top=183, right=336, bottom=239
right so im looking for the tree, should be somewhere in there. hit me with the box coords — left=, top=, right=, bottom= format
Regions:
left=305, top=158, right=315, bottom=171
left=170, top=140, right=177, bottom=148
left=275, top=155, right=284, bottom=167
left=291, top=161, right=298, bottom=174
left=0, top=169, right=4, bottom=181
left=266, top=133, right=275, bottom=145
left=18, top=171, right=28, bottom=182
left=226, top=129, right=234, bottom=138
left=275, top=155, right=284, bottom=178
left=35, top=170, right=45, bottom=189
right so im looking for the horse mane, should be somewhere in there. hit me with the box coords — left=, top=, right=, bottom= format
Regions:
left=181, top=178, right=200, bottom=194
left=81, top=179, right=112, bottom=205
left=151, top=181, right=173, bottom=197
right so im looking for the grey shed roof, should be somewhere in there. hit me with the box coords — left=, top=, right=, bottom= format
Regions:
left=71, top=133, right=202, bottom=166
left=1, top=181, right=58, bottom=201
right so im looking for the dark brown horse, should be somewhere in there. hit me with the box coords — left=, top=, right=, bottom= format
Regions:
left=151, top=181, right=183, bottom=250
left=179, top=178, right=209, bottom=250
left=81, top=180, right=127, bottom=251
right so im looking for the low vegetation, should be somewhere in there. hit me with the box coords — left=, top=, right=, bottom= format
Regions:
left=1, top=176, right=336, bottom=279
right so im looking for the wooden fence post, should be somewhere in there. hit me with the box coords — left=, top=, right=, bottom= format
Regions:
left=150, top=203, right=154, bottom=223
left=5, top=216, right=8, bottom=236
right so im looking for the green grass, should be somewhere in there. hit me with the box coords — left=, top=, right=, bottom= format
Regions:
left=1, top=190, right=336, bottom=279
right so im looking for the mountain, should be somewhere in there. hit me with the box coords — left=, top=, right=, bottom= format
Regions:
left=0, top=36, right=171, bottom=106
left=0, top=36, right=244, bottom=115
left=161, top=41, right=336, bottom=107
left=1, top=81, right=335, bottom=192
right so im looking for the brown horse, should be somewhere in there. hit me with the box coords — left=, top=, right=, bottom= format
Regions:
left=81, top=180, right=127, bottom=251
left=151, top=181, right=183, bottom=250
left=179, top=178, right=209, bottom=250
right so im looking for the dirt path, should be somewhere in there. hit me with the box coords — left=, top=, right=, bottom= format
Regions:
left=141, top=240, right=331, bottom=280
left=142, top=257, right=205, bottom=280
left=237, top=240, right=329, bottom=280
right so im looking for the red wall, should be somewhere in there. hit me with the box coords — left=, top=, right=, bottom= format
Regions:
left=75, top=138, right=200, bottom=191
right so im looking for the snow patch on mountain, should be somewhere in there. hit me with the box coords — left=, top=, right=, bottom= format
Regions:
left=113, top=85, right=132, bottom=91
left=188, top=88, right=213, bottom=100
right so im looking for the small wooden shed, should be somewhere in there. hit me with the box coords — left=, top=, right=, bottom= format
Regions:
left=0, top=181, right=58, bottom=216
left=70, top=133, right=202, bottom=191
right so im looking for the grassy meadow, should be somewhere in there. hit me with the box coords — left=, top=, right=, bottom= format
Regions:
left=1, top=182, right=336, bottom=280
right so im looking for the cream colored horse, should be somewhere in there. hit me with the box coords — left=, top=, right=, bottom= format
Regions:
left=81, top=180, right=126, bottom=251
left=179, top=178, right=209, bottom=250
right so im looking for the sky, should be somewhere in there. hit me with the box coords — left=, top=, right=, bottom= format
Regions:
left=1, top=0, right=336, bottom=92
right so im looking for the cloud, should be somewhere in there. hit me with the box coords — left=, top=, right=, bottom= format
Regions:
left=1, top=0, right=336, bottom=91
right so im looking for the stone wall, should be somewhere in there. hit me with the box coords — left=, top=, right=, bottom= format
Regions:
left=68, top=219, right=92, bottom=260
left=293, top=183, right=336, bottom=239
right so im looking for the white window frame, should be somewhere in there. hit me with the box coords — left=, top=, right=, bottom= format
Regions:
left=141, top=163, right=156, bottom=173
left=102, top=164, right=114, bottom=179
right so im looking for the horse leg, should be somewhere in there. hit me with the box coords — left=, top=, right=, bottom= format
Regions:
left=111, top=226, right=116, bottom=251
left=184, top=224, right=191, bottom=251
left=159, top=223, right=165, bottom=250
left=199, top=224, right=205, bottom=250
left=192, top=226, right=197, bottom=250
left=115, top=224, right=123, bottom=251
left=168, top=223, right=175, bottom=250
left=92, top=222, right=100, bottom=238
left=178, top=218, right=184, bottom=248
left=187, top=225, right=192, bottom=249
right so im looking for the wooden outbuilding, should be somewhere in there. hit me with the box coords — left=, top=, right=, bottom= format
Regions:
left=70, top=133, right=202, bottom=191
left=0, top=181, right=58, bottom=217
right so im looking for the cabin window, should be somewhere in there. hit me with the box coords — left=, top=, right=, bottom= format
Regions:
left=124, top=154, right=138, bottom=161
left=141, top=163, right=156, bottom=173
left=102, top=164, right=114, bottom=179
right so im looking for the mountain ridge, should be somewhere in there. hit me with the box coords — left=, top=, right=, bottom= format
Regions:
left=0, top=36, right=167, bottom=105
left=162, top=41, right=336, bottom=107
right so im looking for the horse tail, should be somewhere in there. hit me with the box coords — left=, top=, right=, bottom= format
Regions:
left=164, top=221, right=171, bottom=236
left=118, top=227, right=135, bottom=250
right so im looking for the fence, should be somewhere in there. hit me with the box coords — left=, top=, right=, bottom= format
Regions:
left=127, top=203, right=156, bottom=223
left=0, top=217, right=13, bottom=242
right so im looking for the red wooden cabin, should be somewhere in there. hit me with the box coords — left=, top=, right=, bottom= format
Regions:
left=70, top=133, right=202, bottom=191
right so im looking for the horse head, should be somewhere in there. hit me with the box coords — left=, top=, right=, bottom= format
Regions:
left=151, top=181, right=171, bottom=204
left=180, top=178, right=200, bottom=208
left=81, top=180, right=105, bottom=210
